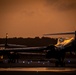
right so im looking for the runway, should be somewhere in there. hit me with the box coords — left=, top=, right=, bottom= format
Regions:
left=0, top=67, right=76, bottom=72
left=0, top=67, right=76, bottom=75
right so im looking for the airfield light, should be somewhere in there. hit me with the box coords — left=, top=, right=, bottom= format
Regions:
left=68, top=60, right=70, bottom=63
left=38, top=61, right=40, bottom=63
left=1, top=55, right=3, bottom=59
left=4, top=59, right=8, bottom=63
left=47, top=61, right=50, bottom=63
left=30, top=60, right=32, bottom=63
left=28, top=62, right=30, bottom=64
left=23, top=61, right=25, bottom=63
left=43, top=63, right=45, bottom=64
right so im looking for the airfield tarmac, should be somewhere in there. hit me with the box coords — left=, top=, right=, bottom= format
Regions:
left=0, top=67, right=76, bottom=75
left=0, top=58, right=76, bottom=67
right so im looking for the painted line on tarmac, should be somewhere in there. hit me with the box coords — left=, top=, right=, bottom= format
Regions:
left=0, top=67, right=76, bottom=72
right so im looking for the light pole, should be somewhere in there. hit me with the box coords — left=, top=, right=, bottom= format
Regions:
left=5, top=33, right=8, bottom=49
left=75, top=31, right=76, bottom=40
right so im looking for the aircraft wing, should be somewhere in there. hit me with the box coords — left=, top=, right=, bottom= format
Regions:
left=0, top=46, right=47, bottom=53
left=0, top=44, right=26, bottom=48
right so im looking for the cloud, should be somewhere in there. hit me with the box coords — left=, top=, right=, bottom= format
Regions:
left=46, top=0, right=76, bottom=11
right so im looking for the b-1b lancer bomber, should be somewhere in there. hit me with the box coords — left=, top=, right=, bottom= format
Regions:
left=0, top=31, right=76, bottom=67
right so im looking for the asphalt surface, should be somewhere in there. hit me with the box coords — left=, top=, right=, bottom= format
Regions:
left=0, top=67, right=76, bottom=75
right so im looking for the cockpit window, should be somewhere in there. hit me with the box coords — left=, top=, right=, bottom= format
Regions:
left=59, top=38, right=64, bottom=42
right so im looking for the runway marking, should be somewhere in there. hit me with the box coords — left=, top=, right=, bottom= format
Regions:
left=0, top=67, right=76, bottom=72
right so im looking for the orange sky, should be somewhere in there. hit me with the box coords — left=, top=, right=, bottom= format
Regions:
left=0, top=0, right=76, bottom=38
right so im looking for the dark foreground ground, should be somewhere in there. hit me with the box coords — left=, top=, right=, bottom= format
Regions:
left=0, top=71, right=76, bottom=75
left=0, top=58, right=76, bottom=75
left=0, top=54, right=76, bottom=74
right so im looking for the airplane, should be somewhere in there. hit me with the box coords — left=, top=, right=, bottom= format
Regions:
left=0, top=31, right=76, bottom=66
left=44, top=31, right=76, bottom=66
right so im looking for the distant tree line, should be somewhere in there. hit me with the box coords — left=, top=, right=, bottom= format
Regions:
left=0, top=37, right=57, bottom=47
